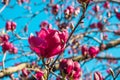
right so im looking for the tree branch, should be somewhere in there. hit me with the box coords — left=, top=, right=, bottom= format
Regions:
left=0, top=63, right=30, bottom=78
left=0, top=38, right=120, bottom=78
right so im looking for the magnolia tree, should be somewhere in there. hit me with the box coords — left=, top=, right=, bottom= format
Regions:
left=0, top=0, right=120, bottom=80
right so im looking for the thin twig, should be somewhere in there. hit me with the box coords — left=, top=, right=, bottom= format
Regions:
left=2, top=52, right=7, bottom=69
left=0, top=5, right=7, bottom=14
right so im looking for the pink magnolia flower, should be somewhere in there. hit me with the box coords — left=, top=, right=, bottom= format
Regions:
left=81, top=45, right=88, bottom=56
left=2, top=41, right=13, bottom=53
left=60, top=59, right=74, bottom=74
left=6, top=21, right=11, bottom=31
left=9, top=47, right=18, bottom=54
left=52, top=4, right=60, bottom=15
left=88, top=46, right=99, bottom=57
left=67, top=6, right=74, bottom=14
left=94, top=71, right=104, bottom=80
left=64, top=8, right=70, bottom=15
left=28, top=28, right=68, bottom=58
left=2, top=34, right=9, bottom=42
left=93, top=5, right=100, bottom=13
left=35, top=71, right=44, bottom=80
left=73, top=61, right=81, bottom=72
left=103, top=1, right=110, bottom=9
left=60, top=59, right=82, bottom=80
left=40, top=21, right=48, bottom=28
left=6, top=21, right=17, bottom=31
left=11, top=21, right=17, bottom=31
left=0, top=34, right=9, bottom=44
left=72, top=61, right=82, bottom=79
left=97, top=22, right=104, bottom=30
left=2, top=41, right=18, bottom=54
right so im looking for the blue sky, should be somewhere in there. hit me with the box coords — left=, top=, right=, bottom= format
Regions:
left=0, top=0, right=120, bottom=80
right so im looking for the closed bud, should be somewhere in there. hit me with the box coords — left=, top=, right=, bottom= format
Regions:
left=103, top=1, right=110, bottom=9
left=89, top=46, right=99, bottom=57
left=93, top=5, right=100, bottom=13
left=94, top=71, right=103, bottom=80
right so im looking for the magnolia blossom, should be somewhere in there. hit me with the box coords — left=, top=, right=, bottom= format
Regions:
left=6, top=21, right=17, bottom=31
left=60, top=59, right=82, bottom=80
left=35, top=71, right=44, bottom=80
left=72, top=61, right=82, bottom=79
left=2, top=41, right=18, bottom=54
left=52, top=4, right=60, bottom=15
left=64, top=6, right=75, bottom=19
left=81, top=45, right=88, bottom=56
left=88, top=46, right=99, bottom=57
left=93, top=5, right=100, bottom=13
left=60, top=59, right=74, bottom=74
left=0, top=34, right=9, bottom=44
left=103, top=1, right=110, bottom=9
left=28, top=28, right=68, bottom=58
left=81, top=45, right=99, bottom=57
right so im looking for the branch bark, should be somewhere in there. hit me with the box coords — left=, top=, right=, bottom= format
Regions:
left=0, top=63, right=30, bottom=78
left=0, top=38, right=120, bottom=78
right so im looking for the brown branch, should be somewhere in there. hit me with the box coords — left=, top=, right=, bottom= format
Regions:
left=0, top=63, right=30, bottom=78
left=0, top=38, right=120, bottom=78
left=105, top=39, right=120, bottom=50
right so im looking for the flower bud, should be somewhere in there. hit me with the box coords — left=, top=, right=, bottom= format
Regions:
left=103, top=1, right=110, bottom=9
left=35, top=70, right=44, bottom=80
left=6, top=21, right=11, bottom=31
left=89, top=46, right=99, bottom=57
left=2, top=42, right=13, bottom=53
left=81, top=45, right=88, bottom=56
left=94, top=71, right=103, bottom=80
left=60, top=59, right=74, bottom=74
left=93, top=5, right=100, bottom=13
left=52, top=4, right=60, bottom=15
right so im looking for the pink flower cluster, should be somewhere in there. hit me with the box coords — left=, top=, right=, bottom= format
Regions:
left=0, top=34, right=18, bottom=54
left=92, top=1, right=110, bottom=13
left=35, top=71, right=44, bottom=80
left=90, top=22, right=104, bottom=30
left=103, top=1, right=110, bottom=9
left=39, top=21, right=52, bottom=29
left=59, top=59, right=82, bottom=80
left=28, top=27, right=68, bottom=58
left=6, top=21, right=17, bottom=31
left=52, top=4, right=60, bottom=15
left=64, top=6, right=80, bottom=19
left=81, top=45, right=99, bottom=57
left=2, top=41, right=18, bottom=54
